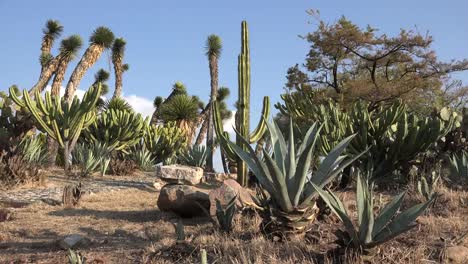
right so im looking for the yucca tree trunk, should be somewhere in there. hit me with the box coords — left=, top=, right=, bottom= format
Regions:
left=65, top=44, right=104, bottom=101
left=206, top=56, right=219, bottom=172
left=29, top=57, right=60, bottom=95
left=195, top=118, right=209, bottom=146
left=51, top=59, right=70, bottom=95
left=112, top=57, right=123, bottom=98
left=195, top=108, right=209, bottom=145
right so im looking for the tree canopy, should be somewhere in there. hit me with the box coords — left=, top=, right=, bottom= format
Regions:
left=285, top=16, right=468, bottom=113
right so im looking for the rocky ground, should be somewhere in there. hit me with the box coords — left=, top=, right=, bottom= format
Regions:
left=0, top=168, right=467, bottom=263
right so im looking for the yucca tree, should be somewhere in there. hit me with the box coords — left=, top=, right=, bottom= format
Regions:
left=150, top=82, right=188, bottom=125
left=51, top=35, right=83, bottom=96
left=30, top=20, right=64, bottom=95
left=112, top=38, right=127, bottom=98
left=92, top=69, right=110, bottom=96
left=230, top=119, right=363, bottom=235
left=40, top=20, right=63, bottom=73
left=64, top=27, right=114, bottom=101
left=205, top=34, right=222, bottom=172
left=159, top=94, right=200, bottom=145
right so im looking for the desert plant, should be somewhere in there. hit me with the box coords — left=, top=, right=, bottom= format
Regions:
left=174, top=220, right=185, bottom=242
left=144, top=122, right=186, bottom=164
left=72, top=142, right=113, bottom=177
left=159, top=94, right=200, bottom=144
left=17, top=134, right=48, bottom=165
left=10, top=85, right=101, bottom=172
left=214, top=21, right=270, bottom=186
left=130, top=145, right=155, bottom=171
left=205, top=34, right=222, bottom=172
left=417, top=171, right=440, bottom=201
left=67, top=249, right=86, bottom=264
left=215, top=195, right=237, bottom=233
left=180, top=145, right=208, bottom=168
left=112, top=38, right=127, bottom=98
left=82, top=108, right=144, bottom=153
left=448, top=151, right=468, bottom=181
left=312, top=173, right=434, bottom=252
left=102, top=97, right=133, bottom=113
left=51, top=35, right=83, bottom=95
left=64, top=27, right=114, bottom=101
left=230, top=119, right=363, bottom=234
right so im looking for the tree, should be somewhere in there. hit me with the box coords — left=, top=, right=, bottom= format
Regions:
left=150, top=82, right=189, bottom=125
left=51, top=35, right=83, bottom=96
left=30, top=20, right=64, bottom=94
left=39, top=20, right=63, bottom=74
left=64, top=27, right=114, bottom=101
left=286, top=16, right=468, bottom=113
left=112, top=38, right=127, bottom=98
left=92, top=69, right=110, bottom=96
left=205, top=34, right=222, bottom=172
left=159, top=94, right=200, bottom=145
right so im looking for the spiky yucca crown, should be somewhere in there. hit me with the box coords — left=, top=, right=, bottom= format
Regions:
left=159, top=94, right=199, bottom=122
left=112, top=38, right=126, bottom=56
left=43, top=19, right=63, bottom=38
left=205, top=34, right=222, bottom=58
left=90, top=27, right=115, bottom=48
left=94, top=69, right=110, bottom=83
left=59, top=35, right=83, bottom=58
left=103, top=97, right=133, bottom=113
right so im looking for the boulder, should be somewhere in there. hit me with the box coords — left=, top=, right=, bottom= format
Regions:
left=157, top=184, right=210, bottom=218
left=156, top=165, right=203, bottom=185
left=446, top=245, right=468, bottom=263
left=58, top=234, right=90, bottom=249
left=208, top=179, right=257, bottom=215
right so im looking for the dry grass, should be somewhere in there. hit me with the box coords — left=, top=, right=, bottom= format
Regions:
left=0, top=173, right=467, bottom=264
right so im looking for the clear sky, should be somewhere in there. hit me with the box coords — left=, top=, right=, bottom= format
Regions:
left=1, top=0, right=467, bottom=118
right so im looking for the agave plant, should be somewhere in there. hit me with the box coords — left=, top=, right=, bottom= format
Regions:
left=130, top=145, right=155, bottom=171
left=17, top=134, right=48, bottom=165
left=312, top=173, right=434, bottom=252
left=180, top=145, right=208, bottom=168
left=72, top=142, right=113, bottom=177
left=229, top=119, right=363, bottom=234
left=215, top=195, right=237, bottom=233
left=448, top=151, right=468, bottom=180
left=417, top=171, right=440, bottom=201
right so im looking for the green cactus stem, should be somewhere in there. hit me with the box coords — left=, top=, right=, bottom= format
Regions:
left=213, top=21, right=270, bottom=186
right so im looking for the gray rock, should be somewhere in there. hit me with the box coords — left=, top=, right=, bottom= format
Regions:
left=157, top=184, right=210, bottom=218
left=446, top=245, right=468, bottom=263
left=58, top=234, right=90, bottom=249
left=156, top=165, right=203, bottom=185
left=208, top=179, right=257, bottom=215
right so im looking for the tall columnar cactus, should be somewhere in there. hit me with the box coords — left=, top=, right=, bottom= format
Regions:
left=213, top=21, right=270, bottom=186
left=9, top=85, right=101, bottom=172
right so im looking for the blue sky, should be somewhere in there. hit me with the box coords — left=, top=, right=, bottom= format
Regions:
left=1, top=0, right=467, bottom=119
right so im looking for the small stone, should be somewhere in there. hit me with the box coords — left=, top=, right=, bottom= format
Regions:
left=157, top=184, right=210, bottom=218
left=156, top=165, right=203, bottom=185
left=153, top=181, right=163, bottom=190
left=446, top=245, right=468, bottom=263
left=58, top=234, right=90, bottom=249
